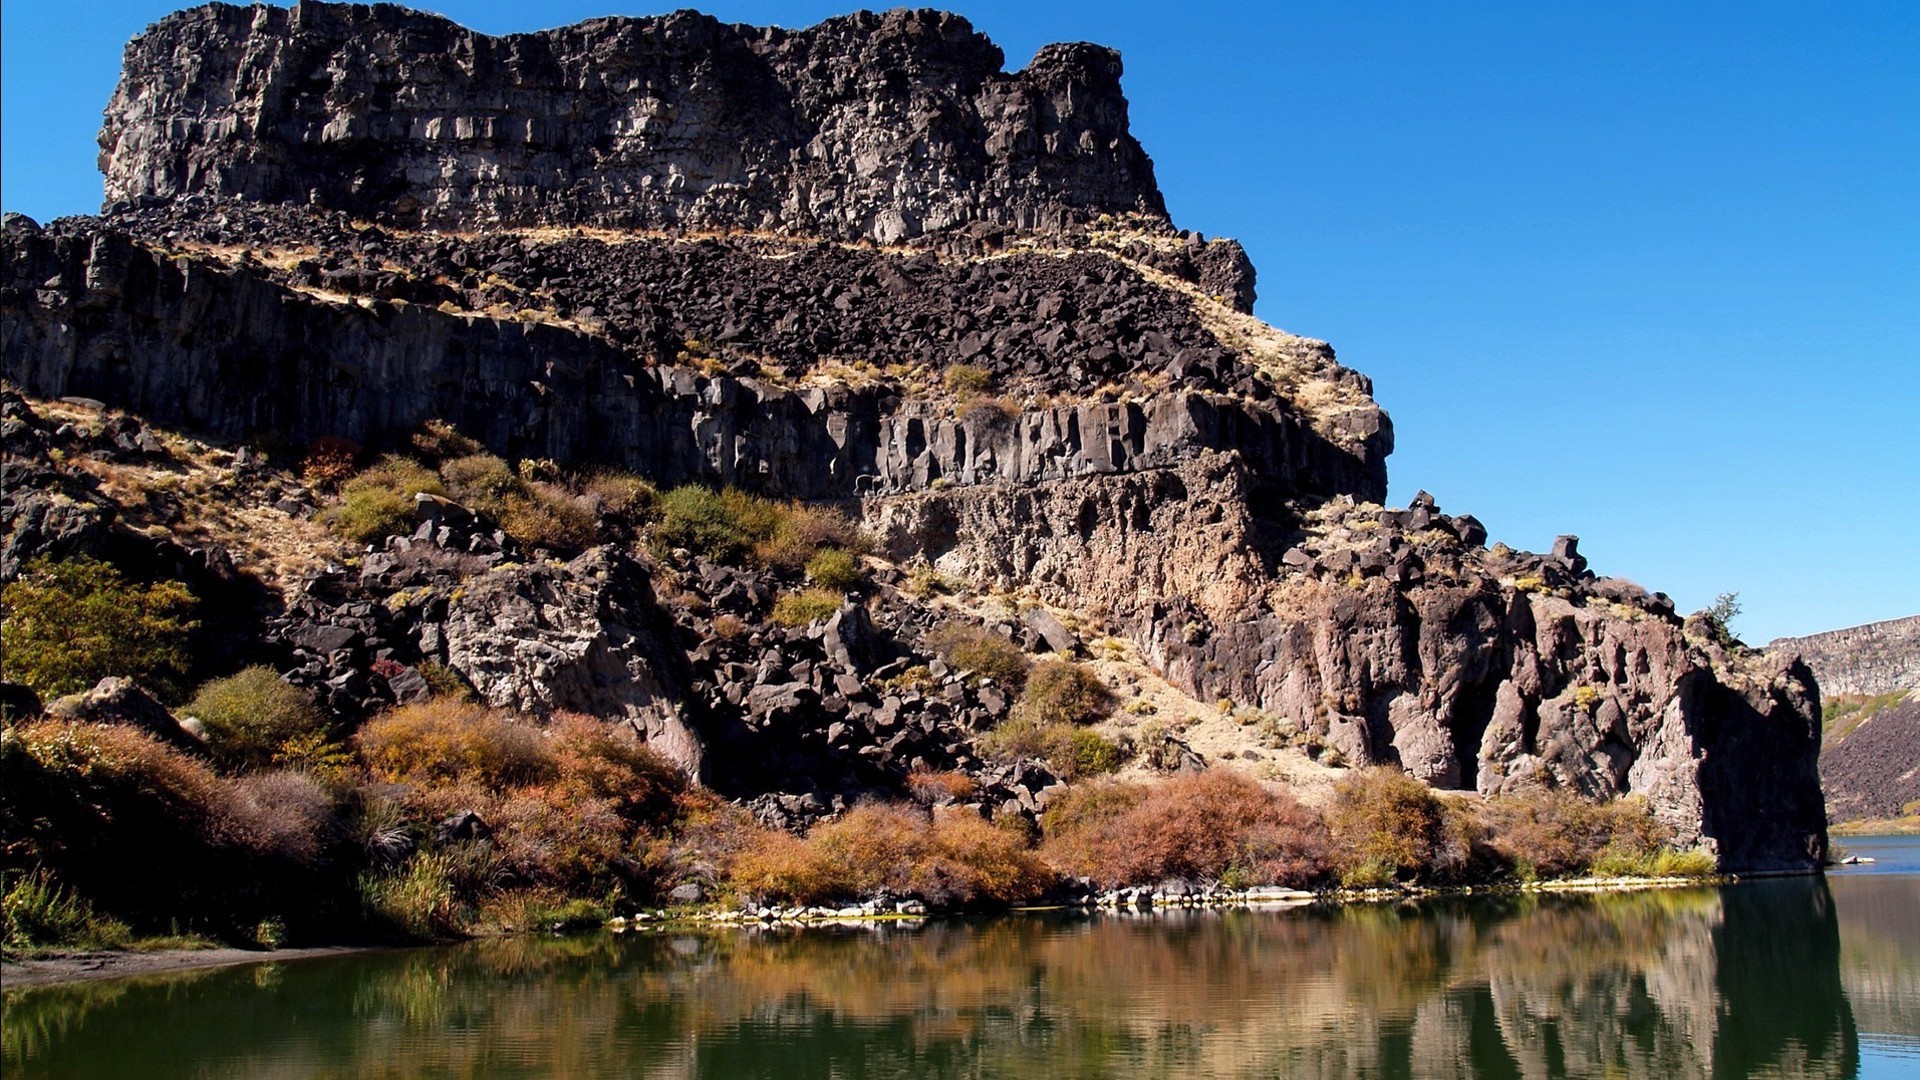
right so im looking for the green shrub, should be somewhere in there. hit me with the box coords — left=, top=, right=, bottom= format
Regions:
left=0, top=555, right=197, bottom=701
left=330, top=484, right=416, bottom=544
left=2, top=868, right=132, bottom=951
left=772, top=588, right=844, bottom=627
left=358, top=851, right=460, bottom=940
left=655, top=486, right=773, bottom=563
left=1017, top=659, right=1112, bottom=726
left=978, top=719, right=1123, bottom=780
left=927, top=621, right=1031, bottom=688
left=329, top=455, right=445, bottom=543
left=943, top=364, right=992, bottom=396
left=805, top=548, right=863, bottom=591
left=440, top=452, right=520, bottom=516
left=187, top=666, right=327, bottom=771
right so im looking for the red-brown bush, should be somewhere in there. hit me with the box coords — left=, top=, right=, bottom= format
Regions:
left=1041, top=771, right=1331, bottom=888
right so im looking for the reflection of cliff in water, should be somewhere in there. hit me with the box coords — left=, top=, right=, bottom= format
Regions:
left=2, top=885, right=1862, bottom=1078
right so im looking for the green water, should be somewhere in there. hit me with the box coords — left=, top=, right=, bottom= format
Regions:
left=6, top=838, right=1918, bottom=1078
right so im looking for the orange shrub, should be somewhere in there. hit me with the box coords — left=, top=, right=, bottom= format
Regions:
left=547, top=714, right=684, bottom=826
left=1042, top=771, right=1330, bottom=889
left=906, top=768, right=978, bottom=805
left=355, top=700, right=553, bottom=787
left=727, top=802, right=1052, bottom=908
left=1326, top=767, right=1478, bottom=886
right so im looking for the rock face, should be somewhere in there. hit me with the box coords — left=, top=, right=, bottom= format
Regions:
left=102, top=3, right=1165, bottom=244
left=1769, top=614, right=1920, bottom=697
left=0, top=4, right=1829, bottom=870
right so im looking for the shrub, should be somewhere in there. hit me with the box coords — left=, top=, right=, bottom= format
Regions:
left=356, top=700, right=554, bottom=787
left=330, top=455, right=445, bottom=543
left=956, top=396, right=1018, bottom=427
left=2, top=868, right=131, bottom=951
left=1483, top=790, right=1671, bottom=880
left=440, top=452, right=520, bottom=517
left=942, top=364, right=992, bottom=396
left=330, top=484, right=416, bottom=544
left=655, top=485, right=778, bottom=563
left=410, top=418, right=484, bottom=462
left=0, top=719, right=334, bottom=933
left=500, top=482, right=599, bottom=552
left=978, top=719, right=1123, bottom=780
left=299, top=436, right=361, bottom=489
left=0, top=555, right=197, bottom=701
left=772, top=588, right=844, bottom=627
left=1042, top=772, right=1330, bottom=889
left=547, top=715, right=685, bottom=827
left=757, top=504, right=865, bottom=570
left=906, top=769, right=977, bottom=805
left=1326, top=768, right=1475, bottom=886
left=805, top=548, right=863, bottom=591
left=418, top=662, right=472, bottom=701
left=729, top=802, right=1052, bottom=908
left=186, top=666, right=327, bottom=771
left=358, top=851, right=460, bottom=939
left=1017, top=659, right=1113, bottom=726
left=222, top=771, right=336, bottom=867
left=927, top=621, right=1030, bottom=688
left=582, top=471, right=657, bottom=523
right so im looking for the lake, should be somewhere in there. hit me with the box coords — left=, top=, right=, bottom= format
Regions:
left=6, top=835, right=1917, bottom=1078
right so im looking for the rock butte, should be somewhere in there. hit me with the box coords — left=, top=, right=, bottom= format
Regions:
left=2, top=2, right=1827, bottom=871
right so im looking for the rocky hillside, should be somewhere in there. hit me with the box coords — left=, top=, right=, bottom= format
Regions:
left=1770, top=615, right=1920, bottom=827
left=1, top=2, right=1826, bottom=872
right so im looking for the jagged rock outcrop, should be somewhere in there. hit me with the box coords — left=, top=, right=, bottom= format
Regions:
left=102, top=3, right=1167, bottom=245
left=1769, top=614, right=1920, bottom=697
left=0, top=4, right=1828, bottom=869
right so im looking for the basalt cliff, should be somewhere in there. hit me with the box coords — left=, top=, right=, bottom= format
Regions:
left=2, top=2, right=1826, bottom=874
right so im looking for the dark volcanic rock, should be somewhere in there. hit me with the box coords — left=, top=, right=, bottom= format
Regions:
left=101, top=4, right=1166, bottom=243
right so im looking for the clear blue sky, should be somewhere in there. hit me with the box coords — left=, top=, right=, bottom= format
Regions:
left=5, top=1, right=1916, bottom=642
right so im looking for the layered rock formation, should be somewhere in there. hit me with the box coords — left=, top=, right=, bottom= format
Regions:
left=1769, top=614, right=1920, bottom=698
left=101, top=3, right=1165, bottom=244
left=0, top=2, right=1827, bottom=870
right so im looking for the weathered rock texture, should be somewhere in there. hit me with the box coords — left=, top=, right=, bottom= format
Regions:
left=102, top=3, right=1166, bottom=245
left=0, top=4, right=1828, bottom=870
left=1769, top=614, right=1920, bottom=697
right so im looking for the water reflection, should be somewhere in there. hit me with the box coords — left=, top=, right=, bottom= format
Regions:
left=4, top=878, right=1881, bottom=1079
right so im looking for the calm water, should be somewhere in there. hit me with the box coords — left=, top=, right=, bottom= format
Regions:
left=6, top=836, right=1917, bottom=1079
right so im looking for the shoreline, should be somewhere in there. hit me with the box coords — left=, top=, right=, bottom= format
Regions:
left=1, top=945, right=385, bottom=991
left=3, top=870, right=1779, bottom=990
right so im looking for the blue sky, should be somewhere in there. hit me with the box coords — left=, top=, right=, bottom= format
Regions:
left=5, top=1, right=1916, bottom=642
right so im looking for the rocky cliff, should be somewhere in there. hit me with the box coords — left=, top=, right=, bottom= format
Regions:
left=0, top=2, right=1827, bottom=871
left=1769, top=614, right=1920, bottom=698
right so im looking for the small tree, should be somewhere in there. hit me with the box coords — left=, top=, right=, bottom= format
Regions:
left=1704, top=591, right=1742, bottom=646
left=0, top=556, right=197, bottom=701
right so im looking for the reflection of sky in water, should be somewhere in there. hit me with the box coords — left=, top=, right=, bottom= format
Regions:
left=7, top=857, right=1917, bottom=1078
